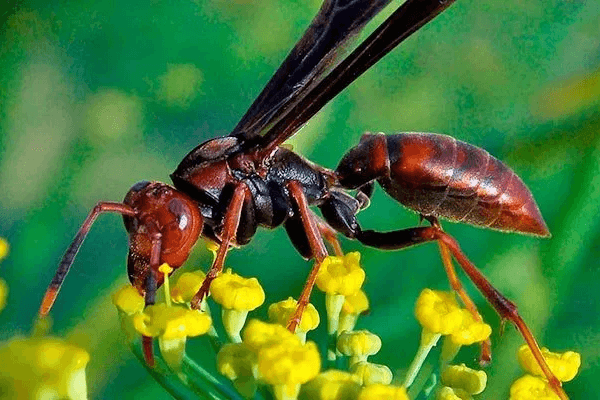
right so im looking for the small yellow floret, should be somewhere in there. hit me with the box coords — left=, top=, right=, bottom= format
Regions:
left=0, top=336, right=89, bottom=400
left=112, top=285, right=145, bottom=315
left=0, top=279, right=7, bottom=312
left=509, top=374, right=560, bottom=400
left=170, top=270, right=207, bottom=303
left=415, top=289, right=463, bottom=335
left=217, top=342, right=257, bottom=380
left=299, top=370, right=362, bottom=400
left=358, top=383, right=409, bottom=400
left=268, top=297, right=320, bottom=334
left=441, top=364, right=487, bottom=395
left=449, top=310, right=491, bottom=345
left=518, top=345, right=581, bottom=382
left=337, top=330, right=382, bottom=365
left=351, top=361, right=393, bottom=385
left=133, top=303, right=211, bottom=340
left=0, top=237, right=9, bottom=261
left=341, top=290, right=369, bottom=315
left=211, top=269, right=265, bottom=310
left=316, top=252, right=365, bottom=296
left=437, top=386, right=473, bottom=400
left=242, top=319, right=301, bottom=351
left=258, top=340, right=321, bottom=386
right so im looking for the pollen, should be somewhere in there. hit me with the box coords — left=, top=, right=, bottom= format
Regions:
left=242, top=319, right=301, bottom=351
left=517, top=345, right=581, bottom=382
left=0, top=237, right=8, bottom=261
left=339, top=290, right=369, bottom=333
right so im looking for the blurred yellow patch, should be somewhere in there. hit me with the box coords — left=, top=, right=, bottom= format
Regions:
left=112, top=285, right=144, bottom=315
left=0, top=336, right=89, bottom=400
left=156, top=63, right=203, bottom=109
left=0, top=279, right=7, bottom=313
left=0, top=237, right=9, bottom=261
left=358, top=383, right=409, bottom=400
left=84, top=89, right=144, bottom=142
left=299, top=370, right=362, bottom=400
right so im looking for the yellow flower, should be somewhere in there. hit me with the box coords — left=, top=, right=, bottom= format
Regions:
left=0, top=237, right=8, bottom=261
left=415, top=289, right=463, bottom=335
left=337, top=330, right=382, bottom=365
left=440, top=364, right=487, bottom=395
left=211, top=269, right=265, bottom=310
left=509, top=374, right=560, bottom=400
left=211, top=269, right=265, bottom=342
left=437, top=386, right=473, bottom=400
left=0, top=336, right=89, bottom=400
left=170, top=270, right=207, bottom=304
left=316, top=252, right=365, bottom=297
left=217, top=343, right=258, bottom=398
left=350, top=361, right=393, bottom=386
left=0, top=278, right=7, bottom=313
left=112, top=285, right=145, bottom=315
left=299, top=370, right=362, bottom=400
left=449, top=310, right=491, bottom=346
left=258, top=340, right=321, bottom=400
left=133, top=303, right=211, bottom=369
left=517, top=345, right=581, bottom=382
left=339, top=290, right=369, bottom=333
left=242, top=319, right=301, bottom=351
left=358, top=383, right=409, bottom=400
left=268, top=297, right=320, bottom=342
left=133, top=303, right=211, bottom=339
left=112, top=285, right=145, bottom=342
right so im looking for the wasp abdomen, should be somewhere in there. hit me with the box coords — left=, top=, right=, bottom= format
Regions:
left=380, top=133, right=549, bottom=236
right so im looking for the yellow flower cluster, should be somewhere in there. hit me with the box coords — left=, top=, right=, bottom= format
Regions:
left=218, top=319, right=321, bottom=400
left=509, top=345, right=581, bottom=400
left=112, top=267, right=212, bottom=370
left=0, top=336, right=89, bottom=400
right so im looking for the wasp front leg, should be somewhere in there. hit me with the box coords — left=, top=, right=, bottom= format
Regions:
left=191, top=183, right=250, bottom=310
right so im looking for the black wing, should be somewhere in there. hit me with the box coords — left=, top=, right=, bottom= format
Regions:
left=229, top=0, right=393, bottom=141
left=258, top=0, right=457, bottom=153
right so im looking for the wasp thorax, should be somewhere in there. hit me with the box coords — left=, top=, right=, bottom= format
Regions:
left=122, top=181, right=203, bottom=290
left=336, top=133, right=390, bottom=189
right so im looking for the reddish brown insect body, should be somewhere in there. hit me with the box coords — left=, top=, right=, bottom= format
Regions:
left=37, top=0, right=569, bottom=398
left=336, top=132, right=550, bottom=237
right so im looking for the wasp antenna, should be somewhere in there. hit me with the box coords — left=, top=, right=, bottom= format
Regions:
left=38, top=202, right=136, bottom=318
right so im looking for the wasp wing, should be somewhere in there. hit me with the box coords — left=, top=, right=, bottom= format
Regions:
left=257, top=0, right=457, bottom=152
left=229, top=0, right=392, bottom=141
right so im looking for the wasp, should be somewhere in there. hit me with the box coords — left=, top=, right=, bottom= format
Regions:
left=38, top=0, right=566, bottom=397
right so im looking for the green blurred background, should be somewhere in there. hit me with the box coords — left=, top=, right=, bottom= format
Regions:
left=1, top=0, right=599, bottom=398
